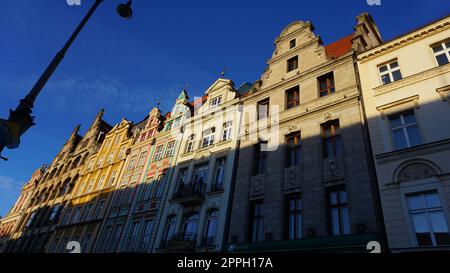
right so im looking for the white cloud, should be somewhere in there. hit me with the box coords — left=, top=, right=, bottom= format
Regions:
left=0, top=175, right=22, bottom=191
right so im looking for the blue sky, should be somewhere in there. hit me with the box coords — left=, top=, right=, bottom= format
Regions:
left=0, top=0, right=448, bottom=216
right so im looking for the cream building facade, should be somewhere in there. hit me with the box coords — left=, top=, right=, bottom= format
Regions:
left=154, top=78, right=242, bottom=252
left=357, top=15, right=450, bottom=251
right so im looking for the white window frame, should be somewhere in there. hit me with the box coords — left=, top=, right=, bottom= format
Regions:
left=210, top=96, right=222, bottom=109
left=222, top=121, right=232, bottom=141
left=138, top=151, right=148, bottom=167
left=431, top=40, right=450, bottom=66
left=185, top=134, right=195, bottom=153
left=389, top=110, right=421, bottom=149
left=378, top=60, right=402, bottom=85
left=154, top=145, right=164, bottom=161
left=202, top=128, right=215, bottom=148
left=165, top=141, right=176, bottom=157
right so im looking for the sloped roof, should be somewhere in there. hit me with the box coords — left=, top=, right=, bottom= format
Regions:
left=324, top=33, right=354, bottom=59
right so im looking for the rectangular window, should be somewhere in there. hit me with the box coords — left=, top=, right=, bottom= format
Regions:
left=286, top=86, right=300, bottom=109
left=96, top=175, right=106, bottom=191
left=389, top=110, right=421, bottom=150
left=287, top=56, right=299, bottom=72
left=83, top=203, right=94, bottom=221
left=139, top=219, right=154, bottom=251
left=378, top=60, right=403, bottom=85
left=212, top=157, right=227, bottom=191
left=285, top=196, right=302, bottom=240
left=318, top=72, right=335, bottom=97
left=62, top=208, right=72, bottom=225
left=106, top=170, right=117, bottom=188
left=72, top=206, right=82, bottom=223
left=154, top=175, right=166, bottom=198
left=128, top=221, right=142, bottom=252
left=94, top=200, right=105, bottom=219
left=289, top=39, right=296, bottom=49
left=185, top=134, right=195, bottom=153
left=165, top=141, right=176, bottom=157
left=431, top=40, right=450, bottom=66
left=165, top=121, right=173, bottom=131
left=249, top=201, right=264, bottom=242
left=327, top=188, right=350, bottom=236
left=202, top=128, right=215, bottom=148
left=138, top=151, right=148, bottom=167
left=322, top=120, right=343, bottom=158
left=82, top=234, right=92, bottom=253
left=86, top=179, right=95, bottom=193
left=49, top=204, right=62, bottom=222
left=254, top=141, right=268, bottom=175
left=257, top=98, right=270, bottom=120
left=141, top=178, right=154, bottom=201
left=193, top=164, right=209, bottom=192
left=222, top=121, right=232, bottom=141
left=286, top=132, right=301, bottom=167
left=406, top=191, right=450, bottom=247
left=153, top=145, right=164, bottom=161
left=210, top=96, right=222, bottom=108
left=127, top=155, right=138, bottom=170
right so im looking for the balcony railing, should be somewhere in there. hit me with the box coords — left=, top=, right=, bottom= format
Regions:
left=200, top=236, right=216, bottom=248
left=160, top=233, right=197, bottom=252
left=172, top=182, right=205, bottom=205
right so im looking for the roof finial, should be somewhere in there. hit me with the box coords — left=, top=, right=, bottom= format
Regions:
left=220, top=66, right=229, bottom=78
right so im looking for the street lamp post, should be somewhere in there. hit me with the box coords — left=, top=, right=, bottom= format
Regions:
left=0, top=0, right=134, bottom=161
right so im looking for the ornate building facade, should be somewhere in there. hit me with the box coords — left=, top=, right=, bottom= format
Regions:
left=154, top=78, right=242, bottom=252
left=357, top=15, right=450, bottom=252
left=226, top=13, right=384, bottom=252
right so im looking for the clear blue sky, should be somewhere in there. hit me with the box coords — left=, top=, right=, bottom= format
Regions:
left=0, top=0, right=448, bottom=216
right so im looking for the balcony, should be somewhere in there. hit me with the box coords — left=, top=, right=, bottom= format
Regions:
left=172, top=182, right=205, bottom=206
left=161, top=233, right=197, bottom=252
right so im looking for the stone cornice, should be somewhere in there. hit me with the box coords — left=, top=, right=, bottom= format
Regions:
left=376, top=138, right=450, bottom=164
left=358, top=19, right=450, bottom=63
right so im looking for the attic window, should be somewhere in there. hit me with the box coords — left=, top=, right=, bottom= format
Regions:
left=289, top=39, right=296, bottom=49
left=210, top=96, right=222, bottom=108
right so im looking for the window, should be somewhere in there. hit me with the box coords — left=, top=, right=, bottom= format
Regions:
left=138, top=151, right=148, bottom=167
left=185, top=134, right=195, bottom=153
left=141, top=178, right=154, bottom=201
left=286, top=132, right=301, bottom=167
left=285, top=196, right=302, bottom=240
left=389, top=110, right=422, bottom=150
left=193, top=164, right=209, bottom=193
left=82, top=234, right=92, bottom=253
left=154, top=175, right=166, bottom=198
left=139, top=219, right=154, bottom=251
left=49, top=204, right=62, bottom=222
left=119, top=147, right=127, bottom=159
left=289, top=39, right=296, bottom=49
left=83, top=203, right=94, bottom=221
left=378, top=60, right=402, bottom=85
left=114, top=135, right=121, bottom=144
left=163, top=215, right=177, bottom=243
left=96, top=175, right=106, bottom=191
left=87, top=160, right=94, bottom=171
left=286, top=86, right=300, bottom=109
left=173, top=117, right=181, bottom=128
left=25, top=211, right=36, bottom=228
left=182, top=212, right=199, bottom=240
left=86, top=179, right=95, bottom=193
left=94, top=200, right=105, bottom=219
left=175, top=168, right=188, bottom=195
left=165, top=121, right=173, bottom=131
left=254, top=141, right=268, bottom=175
left=222, top=121, right=232, bottom=141
left=154, top=145, right=164, bottom=161
left=327, top=188, right=350, bottom=236
left=202, top=128, right=215, bottom=148
left=72, top=206, right=82, bottom=223
left=127, top=155, right=138, bottom=170
left=249, top=201, right=264, bottom=242
left=431, top=40, right=450, bottom=66
left=257, top=98, right=270, bottom=120
left=212, top=157, right=226, bottom=191
left=322, top=120, right=343, bottom=158
left=128, top=221, right=142, bottom=252
left=106, top=170, right=117, bottom=188
left=210, top=96, right=222, bottom=108
left=318, top=72, right=335, bottom=97
left=108, top=224, right=123, bottom=252
left=62, top=208, right=72, bottom=225
left=203, top=209, right=219, bottom=246
left=108, top=151, right=115, bottom=164
left=77, top=181, right=86, bottom=196
left=165, top=141, right=176, bottom=157
left=97, top=156, right=104, bottom=168
left=287, top=56, right=298, bottom=72
left=406, top=191, right=450, bottom=247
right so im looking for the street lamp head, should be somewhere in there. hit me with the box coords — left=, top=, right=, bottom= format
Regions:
left=117, top=0, right=133, bottom=19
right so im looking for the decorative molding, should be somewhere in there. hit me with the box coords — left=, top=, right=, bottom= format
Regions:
left=436, top=85, right=450, bottom=104
left=376, top=138, right=450, bottom=164
left=376, top=95, right=420, bottom=118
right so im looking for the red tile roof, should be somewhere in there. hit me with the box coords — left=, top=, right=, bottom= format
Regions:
left=324, top=33, right=354, bottom=59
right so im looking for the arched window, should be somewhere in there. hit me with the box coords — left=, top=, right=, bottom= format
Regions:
left=182, top=212, right=199, bottom=241
left=202, top=209, right=218, bottom=247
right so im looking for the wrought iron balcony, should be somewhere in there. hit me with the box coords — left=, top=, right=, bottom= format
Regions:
left=160, top=233, right=197, bottom=252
